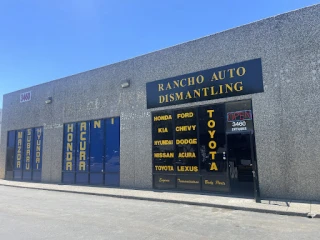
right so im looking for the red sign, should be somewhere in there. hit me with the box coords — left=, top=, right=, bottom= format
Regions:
left=227, top=110, right=252, bottom=122
left=20, top=91, right=31, bottom=103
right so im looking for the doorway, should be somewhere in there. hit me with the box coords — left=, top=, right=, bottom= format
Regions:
left=227, top=133, right=256, bottom=196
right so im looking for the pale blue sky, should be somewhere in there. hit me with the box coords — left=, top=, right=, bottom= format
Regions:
left=1, top=0, right=319, bottom=107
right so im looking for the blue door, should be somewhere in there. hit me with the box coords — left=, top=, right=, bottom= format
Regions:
left=105, top=117, right=120, bottom=187
left=89, top=120, right=105, bottom=185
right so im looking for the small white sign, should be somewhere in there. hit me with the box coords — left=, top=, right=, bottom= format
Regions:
left=20, top=91, right=32, bottom=103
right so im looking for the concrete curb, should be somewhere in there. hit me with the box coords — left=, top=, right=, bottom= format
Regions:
left=1, top=183, right=317, bottom=218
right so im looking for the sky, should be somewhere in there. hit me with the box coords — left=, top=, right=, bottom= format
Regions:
left=0, top=0, right=319, bottom=107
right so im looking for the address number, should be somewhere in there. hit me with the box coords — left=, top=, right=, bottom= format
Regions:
left=232, top=121, right=246, bottom=127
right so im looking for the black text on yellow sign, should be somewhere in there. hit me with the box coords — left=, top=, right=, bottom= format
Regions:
left=35, top=128, right=42, bottom=170
left=207, top=110, right=218, bottom=171
left=16, top=131, right=23, bottom=169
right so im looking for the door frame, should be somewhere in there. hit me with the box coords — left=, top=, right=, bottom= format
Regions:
left=226, top=131, right=261, bottom=202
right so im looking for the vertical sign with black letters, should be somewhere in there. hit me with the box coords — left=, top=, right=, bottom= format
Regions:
left=152, top=110, right=176, bottom=189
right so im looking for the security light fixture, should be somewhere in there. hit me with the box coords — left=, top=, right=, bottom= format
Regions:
left=45, top=97, right=52, bottom=104
left=121, top=80, right=130, bottom=88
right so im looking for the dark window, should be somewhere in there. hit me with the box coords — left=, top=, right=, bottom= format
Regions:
left=5, top=131, right=16, bottom=172
left=62, top=117, right=120, bottom=186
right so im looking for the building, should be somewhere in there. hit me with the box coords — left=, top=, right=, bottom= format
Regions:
left=0, top=109, right=2, bottom=144
left=1, top=4, right=320, bottom=201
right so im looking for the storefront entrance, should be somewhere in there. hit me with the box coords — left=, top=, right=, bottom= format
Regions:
left=152, top=99, right=260, bottom=200
left=227, top=133, right=255, bottom=196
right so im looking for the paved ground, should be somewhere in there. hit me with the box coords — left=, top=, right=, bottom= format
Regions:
left=0, top=186, right=318, bottom=240
left=1, top=180, right=319, bottom=218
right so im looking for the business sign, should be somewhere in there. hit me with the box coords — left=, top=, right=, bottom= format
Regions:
left=226, top=100, right=253, bottom=132
left=62, top=117, right=121, bottom=186
left=152, top=111, right=175, bottom=173
left=146, top=58, right=263, bottom=109
left=23, top=128, right=33, bottom=171
left=152, top=104, right=231, bottom=192
left=77, top=121, right=89, bottom=172
left=153, top=174, right=176, bottom=189
left=152, top=100, right=254, bottom=192
left=32, top=127, right=43, bottom=181
left=11, top=127, right=43, bottom=181
left=20, top=91, right=32, bottom=103
left=175, top=108, right=198, bottom=174
left=33, top=127, right=43, bottom=171
left=63, top=123, right=76, bottom=172
left=14, top=130, right=24, bottom=170
left=198, top=104, right=227, bottom=174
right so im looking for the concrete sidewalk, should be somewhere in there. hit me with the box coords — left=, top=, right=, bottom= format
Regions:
left=0, top=179, right=319, bottom=218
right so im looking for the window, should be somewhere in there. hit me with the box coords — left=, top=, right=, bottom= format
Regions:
left=62, top=117, right=120, bottom=186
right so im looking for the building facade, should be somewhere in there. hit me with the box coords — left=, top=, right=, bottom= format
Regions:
left=0, top=109, right=2, bottom=144
left=1, top=4, right=320, bottom=201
